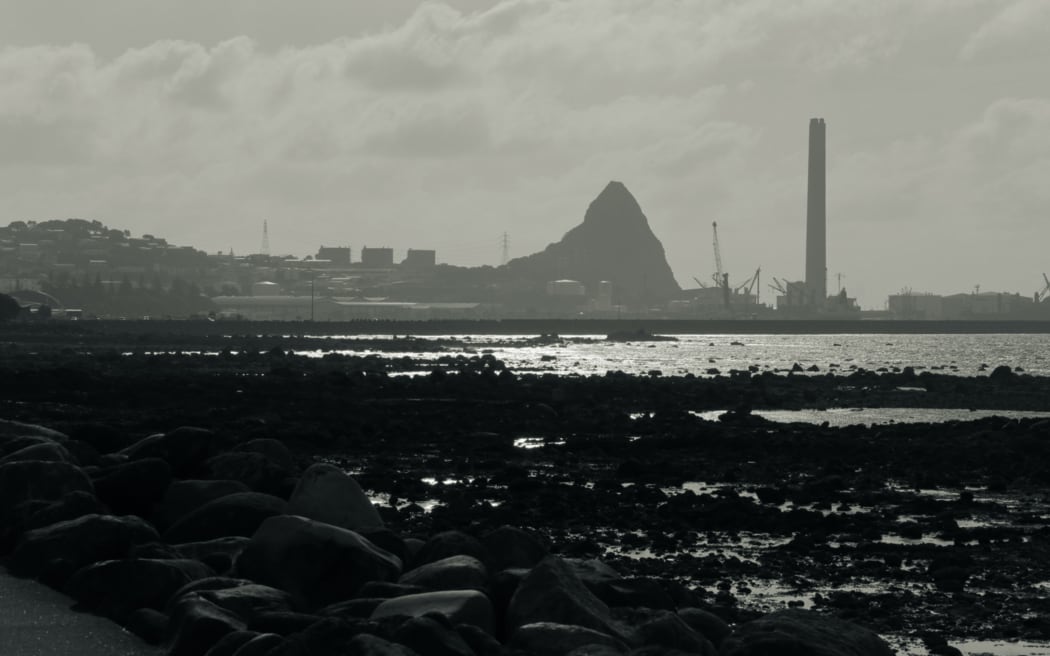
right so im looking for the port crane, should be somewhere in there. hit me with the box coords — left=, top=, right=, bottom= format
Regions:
left=711, top=222, right=730, bottom=308
left=1036, top=273, right=1050, bottom=303
left=734, top=267, right=761, bottom=305
left=693, top=222, right=761, bottom=309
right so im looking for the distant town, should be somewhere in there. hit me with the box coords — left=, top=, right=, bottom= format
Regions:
left=0, top=213, right=1046, bottom=322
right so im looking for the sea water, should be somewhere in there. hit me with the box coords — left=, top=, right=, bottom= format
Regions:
left=304, top=332, right=1050, bottom=378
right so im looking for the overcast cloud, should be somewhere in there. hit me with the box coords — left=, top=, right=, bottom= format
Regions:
left=1, top=0, right=1048, bottom=307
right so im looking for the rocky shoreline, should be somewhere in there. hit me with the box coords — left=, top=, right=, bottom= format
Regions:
left=2, top=335, right=1050, bottom=655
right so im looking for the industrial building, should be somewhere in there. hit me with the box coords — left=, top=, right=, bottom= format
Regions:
left=316, top=246, right=351, bottom=266
left=402, top=249, right=436, bottom=269
left=360, top=247, right=394, bottom=268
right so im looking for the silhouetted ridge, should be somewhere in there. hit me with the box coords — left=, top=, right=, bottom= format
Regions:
left=506, top=181, right=680, bottom=304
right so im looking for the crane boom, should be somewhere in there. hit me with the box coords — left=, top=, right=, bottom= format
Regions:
left=712, top=222, right=724, bottom=286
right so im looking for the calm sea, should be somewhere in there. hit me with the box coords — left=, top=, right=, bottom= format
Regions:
left=307, top=333, right=1050, bottom=378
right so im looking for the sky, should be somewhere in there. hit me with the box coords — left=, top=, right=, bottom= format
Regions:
left=2, top=0, right=1049, bottom=309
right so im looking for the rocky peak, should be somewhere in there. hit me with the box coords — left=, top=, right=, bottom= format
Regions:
left=506, top=182, right=681, bottom=304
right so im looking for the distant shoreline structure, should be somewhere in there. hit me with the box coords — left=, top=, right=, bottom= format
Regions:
left=9, top=318, right=1050, bottom=336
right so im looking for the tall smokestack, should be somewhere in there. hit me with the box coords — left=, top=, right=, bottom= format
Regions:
left=805, top=117, right=826, bottom=307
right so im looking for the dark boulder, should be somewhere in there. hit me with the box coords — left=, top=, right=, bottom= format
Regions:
left=0, top=441, right=76, bottom=466
left=174, top=536, right=251, bottom=575
left=412, top=531, right=488, bottom=569
left=0, top=460, right=93, bottom=524
left=168, top=577, right=258, bottom=610
left=594, top=577, right=675, bottom=611
left=287, top=463, right=384, bottom=531
left=194, top=583, right=295, bottom=621
left=262, top=617, right=381, bottom=656
left=347, top=633, right=421, bottom=656
left=232, top=438, right=297, bottom=472
left=163, top=492, right=287, bottom=544
left=677, top=607, right=731, bottom=647
left=481, top=525, right=548, bottom=571
left=230, top=632, right=284, bottom=656
left=24, top=490, right=105, bottom=530
left=90, top=457, right=172, bottom=516
left=359, top=581, right=428, bottom=599
left=506, top=556, right=629, bottom=642
left=246, top=611, right=321, bottom=636
left=156, top=479, right=251, bottom=530
left=720, top=609, right=894, bottom=656
left=399, top=555, right=489, bottom=593
left=125, top=607, right=169, bottom=645
left=613, top=608, right=715, bottom=654
left=0, top=418, right=67, bottom=442
left=202, top=452, right=293, bottom=496
left=508, top=622, right=629, bottom=656
left=10, top=513, right=159, bottom=586
left=237, top=514, right=402, bottom=610
left=455, top=624, right=504, bottom=656
left=371, top=590, right=495, bottom=636
left=64, top=558, right=213, bottom=620
left=392, top=615, right=475, bottom=656
left=200, top=630, right=257, bottom=656
left=168, top=595, right=248, bottom=656
left=120, top=426, right=218, bottom=477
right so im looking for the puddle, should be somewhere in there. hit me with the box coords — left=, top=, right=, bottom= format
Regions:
left=688, top=408, right=1050, bottom=428
left=513, top=436, right=566, bottom=449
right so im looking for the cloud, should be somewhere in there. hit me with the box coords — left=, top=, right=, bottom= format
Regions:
left=960, top=0, right=1050, bottom=61
left=0, top=0, right=1047, bottom=306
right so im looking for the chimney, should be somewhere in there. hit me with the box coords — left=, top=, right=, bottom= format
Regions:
left=805, top=118, right=827, bottom=307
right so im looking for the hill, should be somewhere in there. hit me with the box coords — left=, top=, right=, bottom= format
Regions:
left=505, top=181, right=680, bottom=304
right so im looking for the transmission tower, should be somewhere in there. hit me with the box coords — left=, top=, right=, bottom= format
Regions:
left=261, top=220, right=270, bottom=256
left=501, top=232, right=510, bottom=265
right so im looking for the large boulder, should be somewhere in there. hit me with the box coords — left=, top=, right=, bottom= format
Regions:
left=0, top=460, right=93, bottom=522
left=24, top=490, right=105, bottom=531
left=193, top=583, right=295, bottom=621
left=287, top=463, right=383, bottom=531
left=677, top=608, right=731, bottom=647
left=10, top=513, right=159, bottom=586
left=156, top=479, right=250, bottom=530
left=237, top=515, right=402, bottom=610
left=392, top=616, right=475, bottom=656
left=398, top=555, right=489, bottom=593
left=613, top=608, right=715, bottom=654
left=482, top=525, right=548, bottom=571
left=346, top=633, right=421, bottom=656
left=163, top=492, right=287, bottom=544
left=64, top=558, right=213, bottom=620
left=263, top=617, right=385, bottom=656
left=120, top=426, right=218, bottom=477
left=232, top=438, right=297, bottom=472
left=173, top=536, right=251, bottom=575
left=229, top=632, right=284, bottom=656
left=371, top=590, right=495, bottom=636
left=509, top=622, right=629, bottom=656
left=168, top=595, right=247, bottom=656
left=505, top=556, right=629, bottom=642
left=0, top=418, right=68, bottom=442
left=412, top=531, right=488, bottom=569
left=201, top=452, right=293, bottom=496
left=0, top=441, right=76, bottom=466
left=90, top=457, right=172, bottom=517
left=720, top=609, right=894, bottom=656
